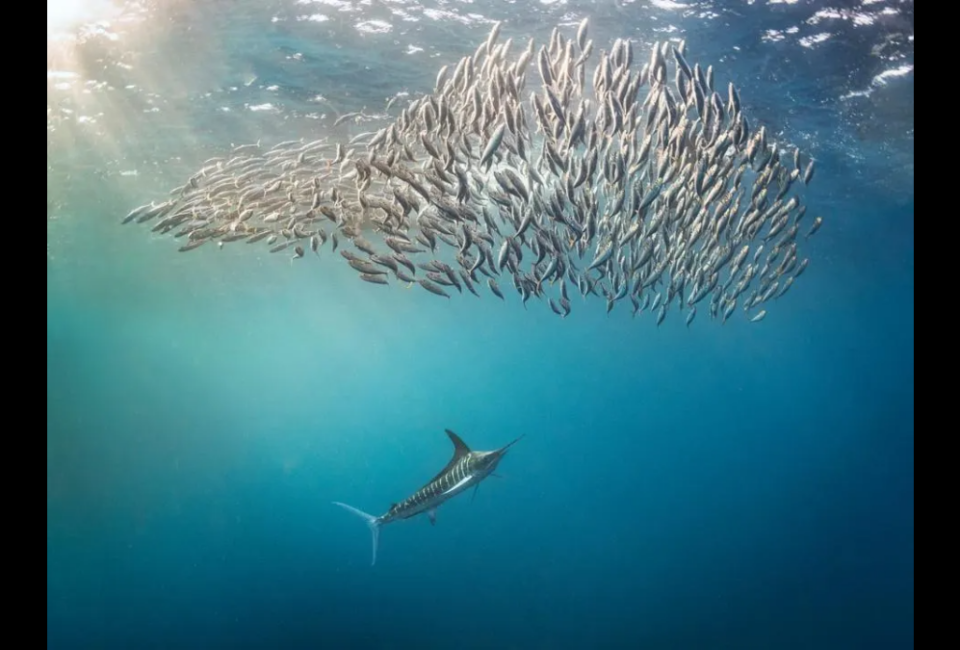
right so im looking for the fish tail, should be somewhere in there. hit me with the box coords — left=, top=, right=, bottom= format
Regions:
left=333, top=502, right=382, bottom=566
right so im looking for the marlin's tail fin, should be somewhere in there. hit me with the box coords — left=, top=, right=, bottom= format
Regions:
left=333, top=502, right=381, bottom=566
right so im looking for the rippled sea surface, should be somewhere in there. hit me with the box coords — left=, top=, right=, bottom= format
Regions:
left=48, top=1, right=913, bottom=648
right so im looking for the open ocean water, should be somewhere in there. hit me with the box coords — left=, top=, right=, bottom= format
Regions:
left=46, top=1, right=914, bottom=648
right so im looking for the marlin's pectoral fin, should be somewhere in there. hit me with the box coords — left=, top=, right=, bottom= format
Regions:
left=471, top=484, right=480, bottom=502
left=442, top=475, right=473, bottom=496
left=428, top=508, right=437, bottom=526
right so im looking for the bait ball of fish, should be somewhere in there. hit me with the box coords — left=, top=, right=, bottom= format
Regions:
left=123, top=18, right=823, bottom=325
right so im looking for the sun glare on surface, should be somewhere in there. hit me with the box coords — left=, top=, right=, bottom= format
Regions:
left=48, top=0, right=116, bottom=38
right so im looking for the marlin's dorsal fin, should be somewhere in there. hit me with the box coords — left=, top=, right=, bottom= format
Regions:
left=426, top=429, right=472, bottom=485
left=445, top=429, right=471, bottom=457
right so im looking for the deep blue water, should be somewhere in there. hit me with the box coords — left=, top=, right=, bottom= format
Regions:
left=47, top=0, right=913, bottom=648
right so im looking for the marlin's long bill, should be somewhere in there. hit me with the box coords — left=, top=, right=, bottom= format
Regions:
left=332, top=502, right=381, bottom=566
left=498, top=434, right=525, bottom=454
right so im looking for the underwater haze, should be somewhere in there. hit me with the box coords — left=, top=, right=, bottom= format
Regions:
left=47, top=0, right=914, bottom=648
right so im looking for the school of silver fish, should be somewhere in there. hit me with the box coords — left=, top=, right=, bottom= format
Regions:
left=123, top=19, right=823, bottom=325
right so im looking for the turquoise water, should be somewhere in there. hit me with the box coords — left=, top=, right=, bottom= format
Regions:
left=47, top=1, right=914, bottom=648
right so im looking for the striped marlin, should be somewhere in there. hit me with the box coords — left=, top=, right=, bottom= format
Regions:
left=333, top=429, right=523, bottom=566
